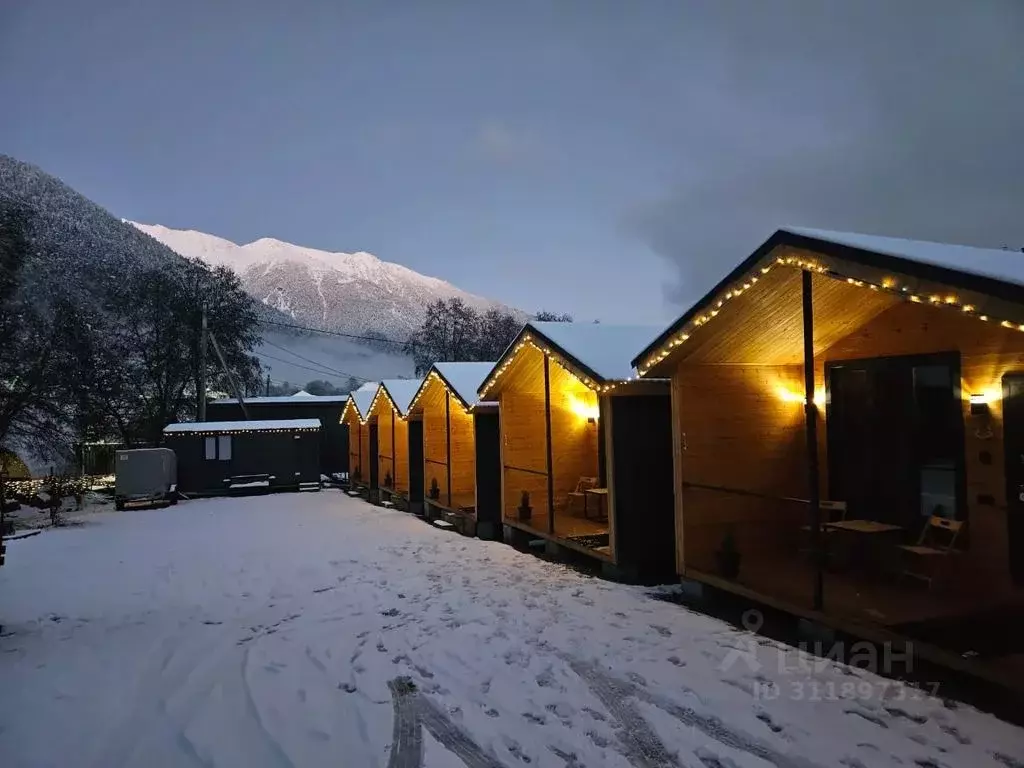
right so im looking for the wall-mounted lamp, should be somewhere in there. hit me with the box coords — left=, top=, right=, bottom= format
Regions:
left=969, top=393, right=990, bottom=417
left=587, top=416, right=596, bottom=424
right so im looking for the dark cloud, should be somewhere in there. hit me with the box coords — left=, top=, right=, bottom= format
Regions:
left=628, top=0, right=1024, bottom=306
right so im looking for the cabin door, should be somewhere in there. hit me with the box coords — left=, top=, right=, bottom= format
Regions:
left=474, top=412, right=502, bottom=532
left=408, top=420, right=424, bottom=507
left=1002, top=374, right=1024, bottom=586
left=368, top=423, right=379, bottom=490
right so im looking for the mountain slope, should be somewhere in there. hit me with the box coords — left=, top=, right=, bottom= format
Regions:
left=0, top=156, right=181, bottom=305
left=131, top=222, right=524, bottom=338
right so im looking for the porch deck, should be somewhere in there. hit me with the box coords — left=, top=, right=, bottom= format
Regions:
left=714, top=554, right=1019, bottom=628
left=505, top=512, right=611, bottom=560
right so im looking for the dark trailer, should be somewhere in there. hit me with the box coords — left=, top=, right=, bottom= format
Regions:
left=163, top=419, right=322, bottom=496
left=207, top=393, right=349, bottom=476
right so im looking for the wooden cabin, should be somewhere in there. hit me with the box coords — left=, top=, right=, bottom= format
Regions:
left=340, top=385, right=379, bottom=493
left=407, top=362, right=501, bottom=538
left=162, top=419, right=321, bottom=495
left=366, top=378, right=422, bottom=507
left=633, top=227, right=1024, bottom=648
left=208, top=393, right=349, bottom=477
left=480, top=322, right=676, bottom=580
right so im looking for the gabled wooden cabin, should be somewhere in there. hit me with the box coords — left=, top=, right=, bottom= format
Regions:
left=633, top=227, right=1024, bottom=643
left=208, top=392, right=349, bottom=477
left=340, top=384, right=379, bottom=493
left=407, top=362, right=501, bottom=538
left=366, top=378, right=422, bottom=507
left=479, top=322, right=676, bottom=580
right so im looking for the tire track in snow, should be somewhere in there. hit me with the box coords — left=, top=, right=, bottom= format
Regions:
left=567, top=658, right=824, bottom=768
left=387, top=677, right=504, bottom=768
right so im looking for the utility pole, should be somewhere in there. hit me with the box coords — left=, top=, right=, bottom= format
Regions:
left=209, top=331, right=250, bottom=420
left=198, top=303, right=208, bottom=422
left=265, top=371, right=271, bottom=397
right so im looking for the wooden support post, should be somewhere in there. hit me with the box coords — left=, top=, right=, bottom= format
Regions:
left=391, top=409, right=396, bottom=487
left=543, top=355, right=555, bottom=535
left=445, top=391, right=452, bottom=507
left=802, top=270, right=824, bottom=612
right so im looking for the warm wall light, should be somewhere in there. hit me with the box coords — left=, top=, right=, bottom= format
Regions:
left=775, top=386, right=825, bottom=407
left=568, top=395, right=600, bottom=422
left=970, top=393, right=991, bottom=417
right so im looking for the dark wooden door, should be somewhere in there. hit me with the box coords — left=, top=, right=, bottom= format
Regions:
left=408, top=420, right=424, bottom=505
left=368, top=423, right=379, bottom=490
left=474, top=412, right=501, bottom=530
left=826, top=366, right=875, bottom=520
left=1002, top=374, right=1024, bottom=586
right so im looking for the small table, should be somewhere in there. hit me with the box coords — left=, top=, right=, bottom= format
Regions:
left=583, top=488, right=609, bottom=521
left=824, top=519, right=903, bottom=575
left=824, top=520, right=903, bottom=534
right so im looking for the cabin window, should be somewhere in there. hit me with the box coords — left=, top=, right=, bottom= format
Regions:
left=204, top=435, right=232, bottom=461
left=826, top=352, right=966, bottom=537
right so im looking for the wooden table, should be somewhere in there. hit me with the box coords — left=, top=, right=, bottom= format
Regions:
left=584, top=488, right=609, bottom=520
left=824, top=520, right=903, bottom=534
left=823, top=519, right=903, bottom=575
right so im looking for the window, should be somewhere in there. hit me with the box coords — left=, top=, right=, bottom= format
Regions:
left=204, top=435, right=232, bottom=461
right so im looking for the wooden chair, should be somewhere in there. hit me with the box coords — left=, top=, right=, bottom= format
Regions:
left=898, top=515, right=963, bottom=589
left=566, top=477, right=599, bottom=516
left=799, top=500, right=847, bottom=562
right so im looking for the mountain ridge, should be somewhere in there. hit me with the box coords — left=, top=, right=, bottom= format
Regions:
left=131, top=221, right=524, bottom=339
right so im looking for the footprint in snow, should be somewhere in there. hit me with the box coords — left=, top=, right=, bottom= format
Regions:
left=376, top=641, right=387, bottom=652
left=626, top=671, right=647, bottom=687
left=485, top=708, right=500, bottom=718
left=756, top=711, right=784, bottom=733
left=649, top=624, right=672, bottom=637
left=667, top=655, right=686, bottom=667
left=338, top=682, right=357, bottom=693
left=582, top=707, right=606, bottom=722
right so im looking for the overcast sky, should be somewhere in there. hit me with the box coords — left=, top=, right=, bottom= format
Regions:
left=2, top=1, right=1022, bottom=323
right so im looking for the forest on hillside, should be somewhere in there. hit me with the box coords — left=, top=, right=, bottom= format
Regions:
left=0, top=200, right=261, bottom=471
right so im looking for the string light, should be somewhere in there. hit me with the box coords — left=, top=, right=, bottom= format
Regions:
left=478, top=333, right=630, bottom=399
left=164, top=428, right=319, bottom=436
left=637, top=255, right=1024, bottom=376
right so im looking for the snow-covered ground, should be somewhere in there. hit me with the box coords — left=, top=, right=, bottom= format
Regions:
left=1, top=494, right=1022, bottom=768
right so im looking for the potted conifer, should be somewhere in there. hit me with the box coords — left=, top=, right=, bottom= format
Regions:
left=715, top=526, right=741, bottom=580
left=518, top=490, right=532, bottom=522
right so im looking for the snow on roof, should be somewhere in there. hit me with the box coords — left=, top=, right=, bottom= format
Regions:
left=785, top=227, right=1024, bottom=288
left=350, top=387, right=378, bottom=419
left=378, top=378, right=423, bottom=415
left=433, top=362, right=496, bottom=408
left=210, top=395, right=350, bottom=405
left=163, top=419, right=321, bottom=433
left=529, top=322, right=664, bottom=382
left=292, top=389, right=312, bottom=397
left=356, top=381, right=378, bottom=391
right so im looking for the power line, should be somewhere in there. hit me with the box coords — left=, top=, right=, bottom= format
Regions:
left=255, top=350, right=368, bottom=381
left=260, top=336, right=365, bottom=380
left=258, top=318, right=408, bottom=347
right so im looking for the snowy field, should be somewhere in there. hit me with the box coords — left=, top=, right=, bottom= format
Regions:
left=1, top=494, right=1022, bottom=768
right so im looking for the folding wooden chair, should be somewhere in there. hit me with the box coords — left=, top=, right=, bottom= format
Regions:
left=799, top=500, right=847, bottom=561
left=899, top=515, right=963, bottom=589
left=566, top=476, right=599, bottom=516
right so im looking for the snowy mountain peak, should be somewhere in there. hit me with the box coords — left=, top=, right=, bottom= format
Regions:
left=131, top=222, right=525, bottom=338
